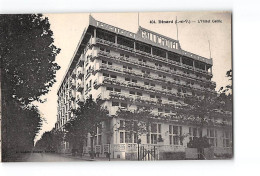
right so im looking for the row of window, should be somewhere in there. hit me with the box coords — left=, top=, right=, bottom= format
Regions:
left=102, top=72, right=207, bottom=95
left=99, top=47, right=209, bottom=80
left=107, top=86, right=179, bottom=103
left=118, top=124, right=231, bottom=147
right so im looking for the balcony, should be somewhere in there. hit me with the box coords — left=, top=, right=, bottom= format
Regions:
left=85, top=68, right=94, bottom=80
left=70, top=80, right=76, bottom=89
left=98, top=64, right=215, bottom=94
left=76, top=96, right=84, bottom=104
left=77, top=70, right=84, bottom=79
left=96, top=50, right=214, bottom=86
left=108, top=91, right=177, bottom=109
left=95, top=38, right=212, bottom=77
left=78, top=57, right=84, bottom=66
left=70, top=92, right=76, bottom=100
left=76, top=83, right=84, bottom=92
left=85, top=87, right=92, bottom=95
left=95, top=77, right=183, bottom=100
left=71, top=70, right=76, bottom=79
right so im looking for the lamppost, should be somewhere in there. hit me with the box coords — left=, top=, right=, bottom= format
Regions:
left=137, top=139, right=141, bottom=161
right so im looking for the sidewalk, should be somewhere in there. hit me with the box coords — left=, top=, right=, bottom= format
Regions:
left=61, top=153, right=127, bottom=161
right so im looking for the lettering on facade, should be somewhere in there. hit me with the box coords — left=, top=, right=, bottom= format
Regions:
left=140, top=29, right=178, bottom=50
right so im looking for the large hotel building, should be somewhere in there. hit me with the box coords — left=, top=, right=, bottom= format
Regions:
left=55, top=16, right=232, bottom=159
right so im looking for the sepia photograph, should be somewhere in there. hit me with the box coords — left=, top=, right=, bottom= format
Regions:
left=1, top=11, right=232, bottom=162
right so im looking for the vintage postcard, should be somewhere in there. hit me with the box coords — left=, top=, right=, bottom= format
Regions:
left=1, top=12, right=232, bottom=162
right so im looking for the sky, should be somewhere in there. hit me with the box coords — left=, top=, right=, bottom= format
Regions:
left=34, top=12, right=232, bottom=142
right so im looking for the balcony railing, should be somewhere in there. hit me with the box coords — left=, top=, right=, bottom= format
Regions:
left=95, top=50, right=215, bottom=88
left=76, top=96, right=84, bottom=103
left=69, top=92, right=76, bottom=100
left=77, top=70, right=84, bottom=79
left=98, top=64, right=216, bottom=94
left=70, top=80, right=76, bottom=89
left=93, top=77, right=185, bottom=100
left=77, top=83, right=84, bottom=92
left=95, top=38, right=213, bottom=77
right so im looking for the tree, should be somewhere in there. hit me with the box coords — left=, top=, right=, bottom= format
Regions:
left=2, top=98, right=43, bottom=160
left=1, top=14, right=60, bottom=104
left=116, top=107, right=153, bottom=143
left=35, top=129, right=65, bottom=152
left=218, top=69, right=232, bottom=112
left=64, top=97, right=109, bottom=158
left=1, top=14, right=60, bottom=161
left=176, top=69, right=233, bottom=159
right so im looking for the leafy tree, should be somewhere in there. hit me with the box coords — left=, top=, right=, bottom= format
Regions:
left=1, top=14, right=60, bottom=104
left=1, top=14, right=60, bottom=161
left=176, top=69, right=233, bottom=159
left=64, top=97, right=109, bottom=157
left=218, top=69, right=232, bottom=112
left=35, top=129, right=65, bottom=152
left=2, top=99, right=43, bottom=161
left=116, top=107, right=153, bottom=143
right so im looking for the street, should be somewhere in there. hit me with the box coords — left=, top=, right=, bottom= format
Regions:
left=25, top=153, right=84, bottom=162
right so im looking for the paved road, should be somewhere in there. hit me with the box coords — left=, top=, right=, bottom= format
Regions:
left=25, top=153, right=84, bottom=162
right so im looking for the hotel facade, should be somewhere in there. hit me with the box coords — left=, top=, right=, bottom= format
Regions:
left=55, top=16, right=232, bottom=160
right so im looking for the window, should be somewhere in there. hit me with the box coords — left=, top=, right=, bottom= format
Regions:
left=102, top=60, right=107, bottom=64
left=147, top=134, right=150, bottom=144
left=162, top=85, right=166, bottom=89
left=158, top=124, right=161, bottom=133
left=120, top=132, right=124, bottom=143
left=189, top=127, right=202, bottom=141
left=100, top=47, right=105, bottom=51
left=207, top=129, right=217, bottom=147
left=132, top=79, right=137, bottom=83
left=106, top=87, right=113, bottom=91
left=98, top=135, right=102, bottom=145
left=151, top=134, right=157, bottom=144
left=125, top=77, right=130, bottom=81
left=149, top=123, right=161, bottom=144
left=120, top=120, right=124, bottom=128
left=103, top=73, right=109, bottom=77
left=112, top=102, right=119, bottom=106
left=130, top=91, right=135, bottom=95
left=121, top=103, right=127, bottom=108
left=223, top=131, right=231, bottom=148
left=89, top=80, right=92, bottom=88
left=134, top=133, right=138, bottom=143
left=108, top=62, right=112, bottom=65
left=169, top=125, right=183, bottom=145
left=150, top=94, right=155, bottom=98
left=125, top=132, right=132, bottom=143
left=137, top=92, right=142, bottom=96
left=144, top=82, right=149, bottom=85
left=151, top=83, right=155, bottom=87
left=123, top=65, right=132, bottom=70
left=158, top=108, right=163, bottom=112
left=111, top=75, right=117, bottom=79
left=114, top=88, right=121, bottom=92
